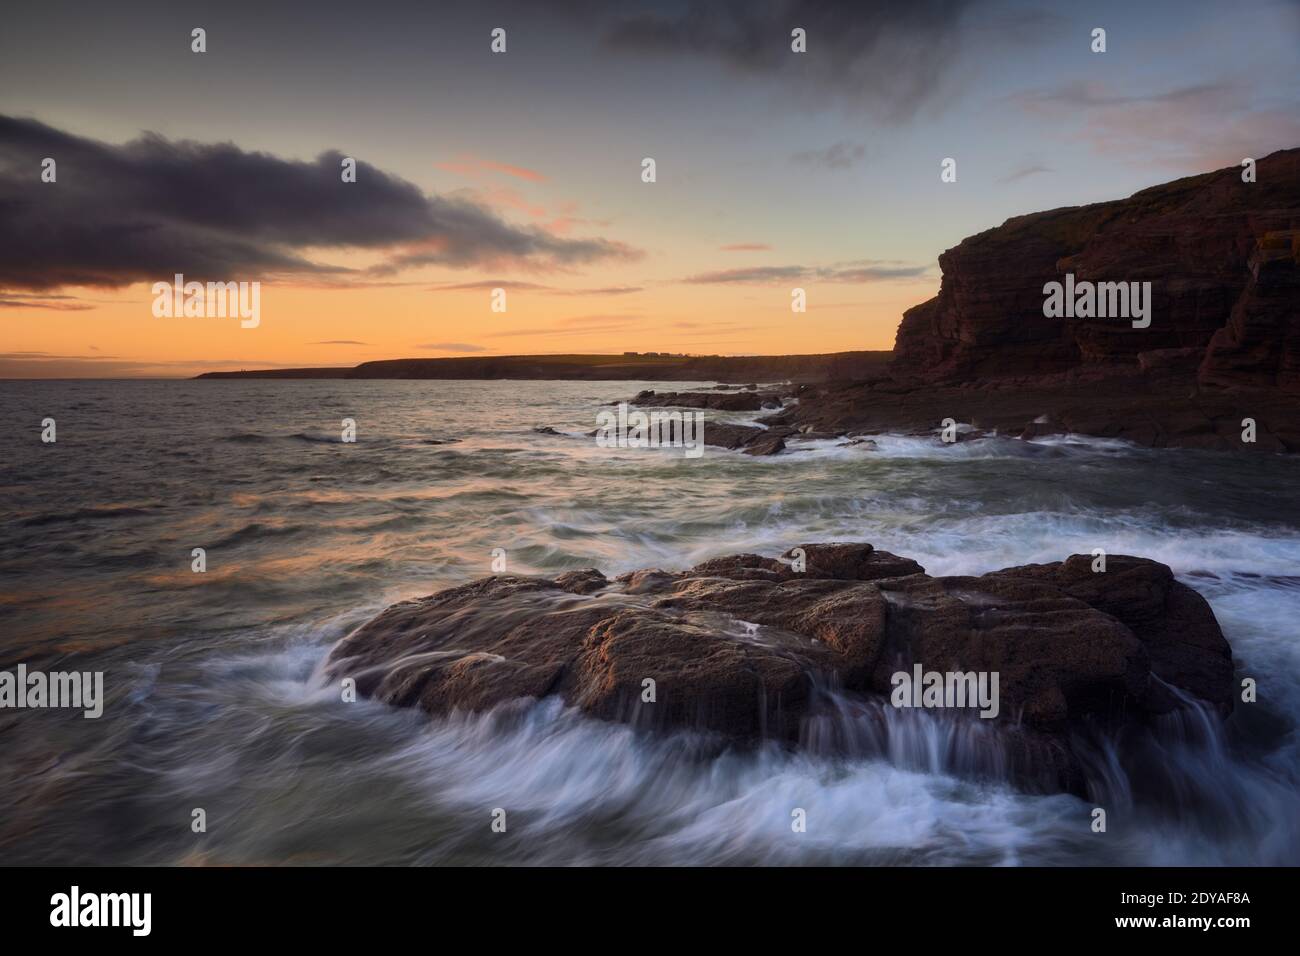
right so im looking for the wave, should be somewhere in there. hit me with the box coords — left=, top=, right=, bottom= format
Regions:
left=221, top=432, right=271, bottom=444
left=782, top=431, right=1144, bottom=461
left=208, top=521, right=314, bottom=549
left=18, top=504, right=155, bottom=527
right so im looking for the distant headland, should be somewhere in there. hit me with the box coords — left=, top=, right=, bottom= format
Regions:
left=193, top=351, right=891, bottom=383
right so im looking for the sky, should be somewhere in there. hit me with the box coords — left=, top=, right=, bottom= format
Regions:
left=1, top=0, right=1298, bottom=378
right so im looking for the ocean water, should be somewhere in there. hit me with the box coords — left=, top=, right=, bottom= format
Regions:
left=1, top=378, right=1297, bottom=866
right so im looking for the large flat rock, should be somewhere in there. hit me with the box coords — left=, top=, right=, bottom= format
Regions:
left=327, top=543, right=1234, bottom=793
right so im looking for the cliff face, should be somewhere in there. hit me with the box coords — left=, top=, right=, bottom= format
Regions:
left=893, top=149, right=1300, bottom=391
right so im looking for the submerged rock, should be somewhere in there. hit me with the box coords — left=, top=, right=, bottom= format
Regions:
left=327, top=543, right=1233, bottom=794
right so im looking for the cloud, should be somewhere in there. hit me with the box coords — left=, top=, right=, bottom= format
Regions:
left=0, top=114, right=637, bottom=292
left=482, top=313, right=643, bottom=338
left=1011, top=80, right=1300, bottom=170
left=791, top=141, right=867, bottom=169
left=1, top=350, right=121, bottom=359
left=429, top=280, right=554, bottom=292
left=1013, top=80, right=1236, bottom=112
left=552, top=286, right=643, bottom=296
left=720, top=243, right=772, bottom=252
left=436, top=156, right=547, bottom=183
left=603, top=0, right=984, bottom=121
left=369, top=233, right=639, bottom=277
left=997, top=163, right=1052, bottom=184
left=0, top=292, right=94, bottom=310
left=416, top=342, right=487, bottom=352
left=682, top=260, right=930, bottom=284
left=428, top=280, right=642, bottom=295
left=685, top=265, right=807, bottom=284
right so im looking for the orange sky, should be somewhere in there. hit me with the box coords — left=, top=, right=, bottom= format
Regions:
left=6, top=1, right=1295, bottom=378
left=4, top=268, right=938, bottom=378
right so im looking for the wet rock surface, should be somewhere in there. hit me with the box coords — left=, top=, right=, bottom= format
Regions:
left=327, top=543, right=1234, bottom=794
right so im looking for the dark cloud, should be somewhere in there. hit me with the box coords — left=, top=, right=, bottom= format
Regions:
left=0, top=114, right=637, bottom=292
left=603, top=0, right=980, bottom=121
left=683, top=260, right=929, bottom=284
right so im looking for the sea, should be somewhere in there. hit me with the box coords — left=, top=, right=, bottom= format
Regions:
left=1, top=378, right=1297, bottom=865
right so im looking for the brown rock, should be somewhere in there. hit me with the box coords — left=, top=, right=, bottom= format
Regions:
left=326, top=543, right=1234, bottom=794
left=742, top=433, right=786, bottom=455
left=702, top=422, right=764, bottom=449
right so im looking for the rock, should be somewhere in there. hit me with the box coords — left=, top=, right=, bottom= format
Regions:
left=981, top=555, right=1234, bottom=714
left=741, top=433, right=786, bottom=456
left=554, top=568, right=609, bottom=594
left=868, top=572, right=1146, bottom=726
left=698, top=423, right=788, bottom=455
left=702, top=422, right=765, bottom=449
left=1199, top=230, right=1300, bottom=393
left=780, top=542, right=924, bottom=581
left=532, top=426, right=561, bottom=436
left=1137, top=347, right=1204, bottom=373
left=326, top=543, right=1233, bottom=794
left=838, top=438, right=879, bottom=450
left=629, top=389, right=763, bottom=411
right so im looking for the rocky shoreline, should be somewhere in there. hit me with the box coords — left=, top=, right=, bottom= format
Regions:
left=763, top=371, right=1300, bottom=453
left=327, top=543, right=1234, bottom=795
left=613, top=373, right=1300, bottom=453
left=615, top=149, right=1300, bottom=454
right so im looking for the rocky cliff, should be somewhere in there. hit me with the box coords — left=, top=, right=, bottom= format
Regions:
left=893, top=149, right=1300, bottom=392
